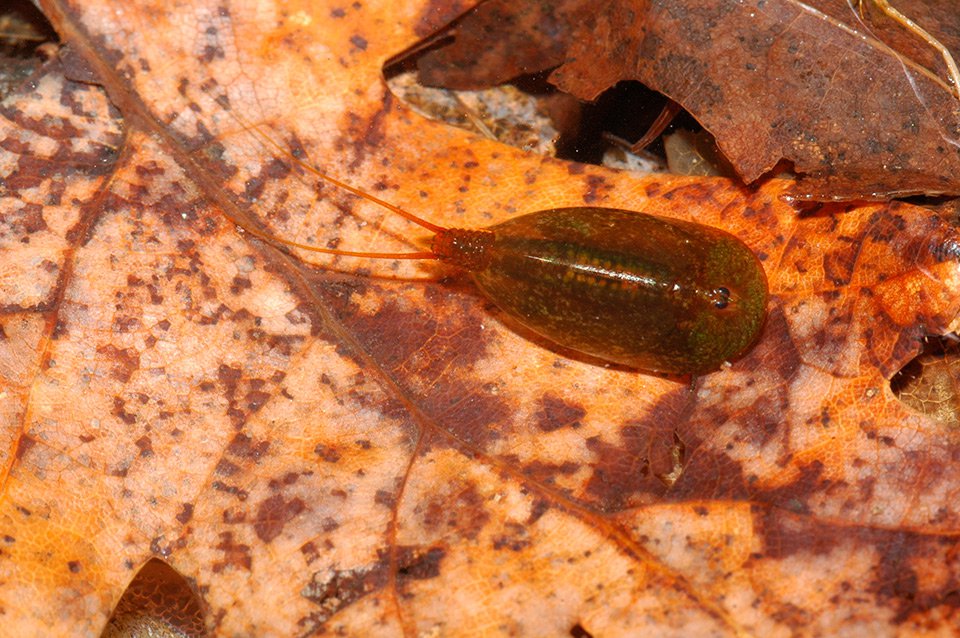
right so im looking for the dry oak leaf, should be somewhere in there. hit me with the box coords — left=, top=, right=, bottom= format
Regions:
left=2, top=0, right=960, bottom=635
left=418, top=0, right=960, bottom=202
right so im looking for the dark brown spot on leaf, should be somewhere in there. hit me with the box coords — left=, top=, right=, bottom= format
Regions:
left=112, top=396, right=137, bottom=425
left=491, top=522, right=531, bottom=552
left=213, top=531, right=252, bottom=572
left=374, top=489, right=396, bottom=509
left=584, top=387, right=692, bottom=510
left=227, top=432, right=270, bottom=460
left=419, top=481, right=490, bottom=541
left=176, top=503, right=194, bottom=524
left=215, top=459, right=239, bottom=476
left=395, top=546, right=446, bottom=581
left=314, top=444, right=342, bottom=463
left=14, top=435, right=35, bottom=461
left=299, top=564, right=387, bottom=630
left=134, top=435, right=153, bottom=458
left=254, top=494, right=306, bottom=542
left=535, top=394, right=586, bottom=432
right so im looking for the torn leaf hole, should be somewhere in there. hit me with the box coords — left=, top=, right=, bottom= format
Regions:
left=890, top=334, right=960, bottom=428
left=0, top=0, right=59, bottom=100
left=101, top=558, right=207, bottom=638
left=383, top=16, right=720, bottom=174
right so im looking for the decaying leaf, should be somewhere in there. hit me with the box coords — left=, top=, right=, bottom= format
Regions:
left=418, top=0, right=960, bottom=201
left=2, top=0, right=960, bottom=636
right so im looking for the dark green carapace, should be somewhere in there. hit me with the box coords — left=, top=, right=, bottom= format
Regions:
left=431, top=208, right=768, bottom=374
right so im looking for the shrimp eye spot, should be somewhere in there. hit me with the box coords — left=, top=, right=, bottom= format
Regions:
left=713, top=287, right=730, bottom=310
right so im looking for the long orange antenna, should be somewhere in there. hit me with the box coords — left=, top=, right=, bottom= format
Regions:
left=242, top=117, right=445, bottom=234
left=233, top=220, right=438, bottom=260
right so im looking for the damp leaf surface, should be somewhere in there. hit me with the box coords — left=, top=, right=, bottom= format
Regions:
left=2, top=0, right=960, bottom=635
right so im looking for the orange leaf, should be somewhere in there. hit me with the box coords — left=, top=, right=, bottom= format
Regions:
left=1, top=0, right=959, bottom=635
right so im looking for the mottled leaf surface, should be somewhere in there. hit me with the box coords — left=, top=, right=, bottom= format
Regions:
left=2, top=0, right=960, bottom=635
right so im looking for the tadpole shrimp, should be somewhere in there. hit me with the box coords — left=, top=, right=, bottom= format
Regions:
left=226, top=114, right=769, bottom=375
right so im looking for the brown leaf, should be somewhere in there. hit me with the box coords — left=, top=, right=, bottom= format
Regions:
left=3, top=0, right=960, bottom=635
left=417, top=0, right=590, bottom=89
left=419, top=0, right=960, bottom=201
